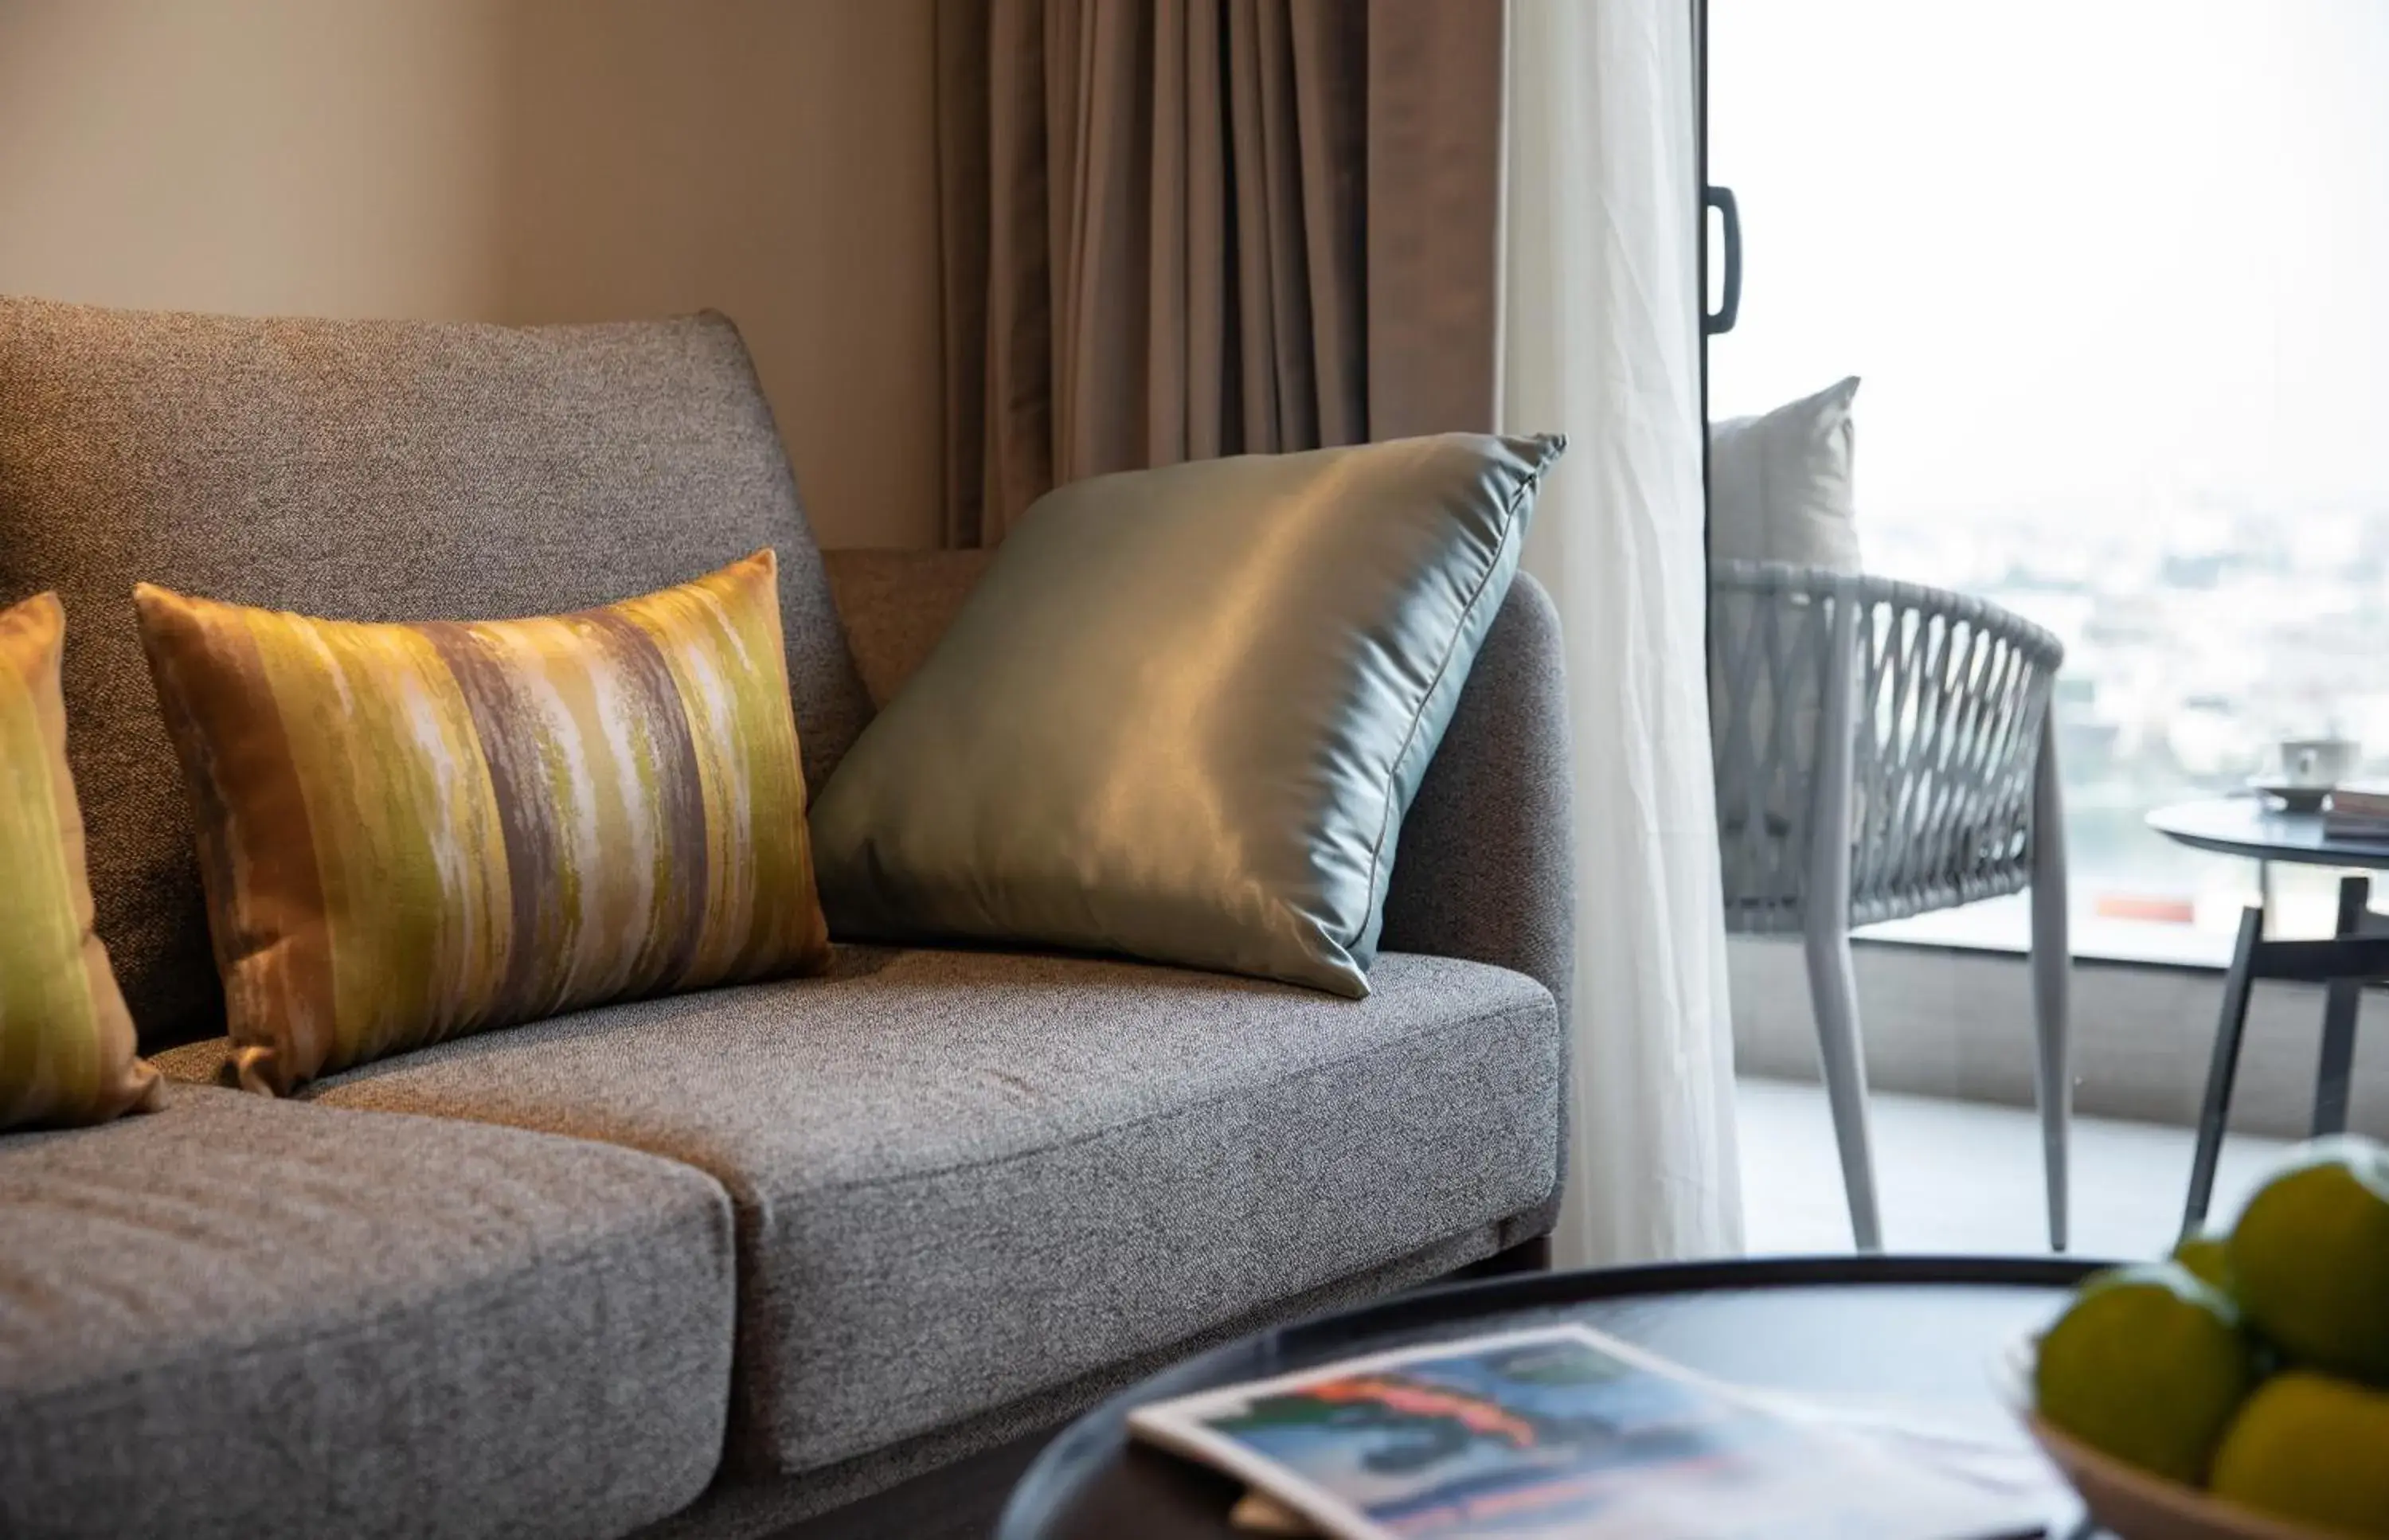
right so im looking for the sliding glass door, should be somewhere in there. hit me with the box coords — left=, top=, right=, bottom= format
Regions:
left=1706, top=0, right=2389, bottom=963
left=1701, top=0, right=2389, bottom=1254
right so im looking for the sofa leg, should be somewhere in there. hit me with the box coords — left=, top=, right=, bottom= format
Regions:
left=1472, top=1234, right=1553, bottom=1277
left=1429, top=1233, right=1551, bottom=1288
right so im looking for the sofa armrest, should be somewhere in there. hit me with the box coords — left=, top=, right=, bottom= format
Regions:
left=1380, top=572, right=1574, bottom=1249
left=1378, top=573, right=1574, bottom=1012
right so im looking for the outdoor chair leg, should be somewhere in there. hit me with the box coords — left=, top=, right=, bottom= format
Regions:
left=1804, top=910, right=1883, bottom=1253
left=2029, top=717, right=2072, bottom=1253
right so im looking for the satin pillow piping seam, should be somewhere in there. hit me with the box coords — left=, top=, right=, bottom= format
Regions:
left=1351, top=453, right=1554, bottom=952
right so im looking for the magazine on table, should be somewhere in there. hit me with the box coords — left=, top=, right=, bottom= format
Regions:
left=1127, top=1324, right=2055, bottom=1540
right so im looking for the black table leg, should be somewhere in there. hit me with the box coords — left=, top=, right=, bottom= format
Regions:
left=2185, top=905, right=2264, bottom=1239
left=2313, top=874, right=2369, bottom=1136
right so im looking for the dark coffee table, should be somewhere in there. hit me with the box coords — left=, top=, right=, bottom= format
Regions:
left=999, top=1256, right=2106, bottom=1538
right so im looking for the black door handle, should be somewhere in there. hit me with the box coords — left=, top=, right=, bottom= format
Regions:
left=1704, top=185, right=1742, bottom=336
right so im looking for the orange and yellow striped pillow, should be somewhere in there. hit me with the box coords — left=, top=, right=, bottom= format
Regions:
left=1, top=592, right=161, bottom=1128
left=137, top=550, right=830, bottom=1094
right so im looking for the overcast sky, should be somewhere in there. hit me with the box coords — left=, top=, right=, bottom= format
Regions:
left=1708, top=0, right=2389, bottom=526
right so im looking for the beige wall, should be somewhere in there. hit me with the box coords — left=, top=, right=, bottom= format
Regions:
left=0, top=0, right=944, bottom=549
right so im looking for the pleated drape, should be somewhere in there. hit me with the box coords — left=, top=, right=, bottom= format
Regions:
left=934, top=0, right=1503, bottom=546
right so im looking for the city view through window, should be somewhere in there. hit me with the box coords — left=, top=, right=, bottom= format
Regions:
left=1710, top=0, right=2389, bottom=962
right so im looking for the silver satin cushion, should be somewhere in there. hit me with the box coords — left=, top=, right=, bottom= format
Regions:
left=809, top=432, right=1566, bottom=996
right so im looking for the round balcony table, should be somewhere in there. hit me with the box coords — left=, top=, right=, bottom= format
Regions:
left=2145, top=795, right=2389, bottom=871
left=2146, top=795, right=2389, bottom=1233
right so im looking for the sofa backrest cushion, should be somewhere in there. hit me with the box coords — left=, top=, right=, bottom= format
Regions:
left=0, top=298, right=870, bottom=1049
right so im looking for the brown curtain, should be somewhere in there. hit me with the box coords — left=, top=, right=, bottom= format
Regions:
left=935, top=0, right=1507, bottom=547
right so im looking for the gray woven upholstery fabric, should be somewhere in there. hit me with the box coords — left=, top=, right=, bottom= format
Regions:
left=0, top=296, right=871, bottom=1049
left=822, top=553, right=1576, bottom=1245
left=1376, top=573, right=1572, bottom=1003
left=1378, top=573, right=1575, bottom=1245
left=158, top=947, right=1562, bottom=1479
left=0, top=1084, right=737, bottom=1540
left=635, top=1224, right=1506, bottom=1539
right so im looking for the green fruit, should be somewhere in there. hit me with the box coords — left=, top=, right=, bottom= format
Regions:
left=2035, top=1262, right=2260, bottom=1486
left=2228, top=1135, right=2389, bottom=1384
left=2172, top=1233, right=2233, bottom=1295
left=2211, top=1372, right=2389, bottom=1536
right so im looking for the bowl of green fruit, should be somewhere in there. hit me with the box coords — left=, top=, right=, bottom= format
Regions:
left=2005, top=1135, right=2389, bottom=1539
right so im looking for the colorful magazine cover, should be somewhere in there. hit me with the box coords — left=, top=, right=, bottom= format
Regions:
left=1127, top=1325, right=2050, bottom=1540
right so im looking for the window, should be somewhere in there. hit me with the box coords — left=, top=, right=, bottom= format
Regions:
left=1708, top=0, right=2389, bottom=962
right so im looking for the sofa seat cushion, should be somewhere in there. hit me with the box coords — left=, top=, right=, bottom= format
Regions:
left=162, top=948, right=1562, bottom=1477
left=0, top=1085, right=737, bottom=1540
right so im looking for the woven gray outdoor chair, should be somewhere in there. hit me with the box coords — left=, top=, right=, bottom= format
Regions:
left=1711, top=561, right=2071, bottom=1252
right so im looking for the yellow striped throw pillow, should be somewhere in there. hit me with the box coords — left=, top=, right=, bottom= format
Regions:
left=136, top=550, right=830, bottom=1094
left=1, top=592, right=161, bottom=1128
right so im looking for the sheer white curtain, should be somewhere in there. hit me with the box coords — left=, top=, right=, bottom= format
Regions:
left=1501, top=0, right=1744, bottom=1264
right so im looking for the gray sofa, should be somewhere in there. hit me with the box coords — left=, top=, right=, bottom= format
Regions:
left=0, top=298, right=1571, bottom=1540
